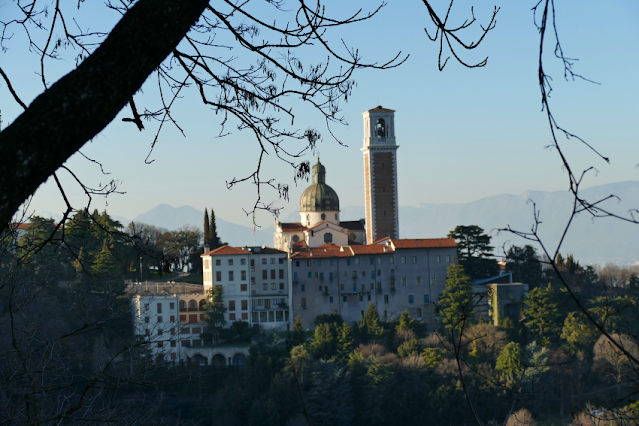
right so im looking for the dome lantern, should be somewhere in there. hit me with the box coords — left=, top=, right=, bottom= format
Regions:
left=299, top=158, right=339, bottom=213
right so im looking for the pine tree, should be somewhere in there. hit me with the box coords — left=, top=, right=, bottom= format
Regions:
left=310, top=323, right=337, bottom=360
left=292, top=316, right=305, bottom=347
left=306, top=362, right=354, bottom=426
left=496, top=341, right=524, bottom=386
left=447, top=225, right=498, bottom=279
left=91, top=238, right=124, bottom=294
left=439, top=264, right=474, bottom=333
left=337, top=323, right=355, bottom=363
left=203, top=208, right=211, bottom=247
left=204, top=285, right=227, bottom=344
left=524, top=285, right=561, bottom=345
left=358, top=302, right=383, bottom=343
left=396, top=310, right=417, bottom=332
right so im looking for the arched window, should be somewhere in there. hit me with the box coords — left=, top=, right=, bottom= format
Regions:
left=179, top=300, right=186, bottom=311
left=376, top=118, right=386, bottom=137
left=292, top=235, right=300, bottom=242
left=324, top=233, right=333, bottom=243
left=199, top=299, right=207, bottom=311
left=408, top=294, right=414, bottom=304
left=321, top=213, right=326, bottom=220
left=349, top=233, right=356, bottom=241
left=188, top=300, right=197, bottom=311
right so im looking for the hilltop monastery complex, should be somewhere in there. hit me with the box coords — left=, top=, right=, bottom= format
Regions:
left=131, top=106, right=469, bottom=364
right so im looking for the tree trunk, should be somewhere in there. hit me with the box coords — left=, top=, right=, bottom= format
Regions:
left=0, top=0, right=208, bottom=228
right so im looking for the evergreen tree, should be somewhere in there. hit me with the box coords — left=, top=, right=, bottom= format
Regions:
left=439, top=264, right=474, bottom=333
left=524, top=285, right=561, bottom=345
left=210, top=208, right=221, bottom=248
left=520, top=342, right=554, bottom=416
left=496, top=341, right=524, bottom=386
left=203, top=208, right=211, bottom=247
left=91, top=238, right=125, bottom=293
left=306, top=362, right=354, bottom=426
left=560, top=311, right=597, bottom=355
left=358, top=302, right=383, bottom=342
left=292, top=316, right=305, bottom=347
left=337, top=322, right=355, bottom=363
left=397, top=339, right=421, bottom=358
left=422, top=347, right=443, bottom=368
left=310, top=323, right=337, bottom=360
left=505, top=245, right=543, bottom=288
left=19, top=216, right=66, bottom=281
left=204, top=285, right=227, bottom=344
left=396, top=310, right=418, bottom=332
left=447, top=225, right=498, bottom=279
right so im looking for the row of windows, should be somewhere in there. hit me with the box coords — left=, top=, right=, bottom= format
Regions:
left=143, top=302, right=177, bottom=313
left=299, top=276, right=437, bottom=291
left=227, top=300, right=249, bottom=311
left=295, top=255, right=451, bottom=267
left=214, top=269, right=285, bottom=282
left=252, top=298, right=287, bottom=308
left=258, top=283, right=285, bottom=291
left=210, top=257, right=285, bottom=267
left=251, top=310, right=290, bottom=323
left=299, top=292, right=432, bottom=307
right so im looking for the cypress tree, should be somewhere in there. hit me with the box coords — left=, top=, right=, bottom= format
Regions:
left=204, top=208, right=211, bottom=247
left=210, top=208, right=220, bottom=248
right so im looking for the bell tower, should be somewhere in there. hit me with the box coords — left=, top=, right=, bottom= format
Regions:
left=361, top=106, right=399, bottom=244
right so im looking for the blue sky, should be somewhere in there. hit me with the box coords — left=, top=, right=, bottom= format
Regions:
left=2, top=0, right=638, bottom=229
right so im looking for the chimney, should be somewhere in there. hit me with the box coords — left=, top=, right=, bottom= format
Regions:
left=203, top=245, right=210, bottom=253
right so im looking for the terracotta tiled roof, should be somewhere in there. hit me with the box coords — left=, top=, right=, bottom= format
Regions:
left=293, top=240, right=307, bottom=248
left=389, top=238, right=457, bottom=249
left=340, top=221, right=365, bottom=231
left=8, top=223, right=30, bottom=230
left=256, top=247, right=287, bottom=254
left=369, top=105, right=395, bottom=112
left=290, top=243, right=352, bottom=259
left=280, top=222, right=307, bottom=231
left=201, top=245, right=247, bottom=256
left=202, top=245, right=287, bottom=256
left=350, top=245, right=395, bottom=255
left=307, top=221, right=329, bottom=230
left=372, top=237, right=392, bottom=245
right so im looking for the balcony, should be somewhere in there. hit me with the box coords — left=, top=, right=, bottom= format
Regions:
left=322, top=289, right=330, bottom=296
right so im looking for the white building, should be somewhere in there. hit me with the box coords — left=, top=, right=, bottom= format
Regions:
left=201, top=245, right=291, bottom=329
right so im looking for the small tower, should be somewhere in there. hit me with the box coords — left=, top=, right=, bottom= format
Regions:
left=361, top=106, right=399, bottom=244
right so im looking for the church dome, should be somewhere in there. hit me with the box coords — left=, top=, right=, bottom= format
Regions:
left=300, top=159, right=340, bottom=212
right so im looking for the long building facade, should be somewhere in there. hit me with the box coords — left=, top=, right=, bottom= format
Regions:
left=131, top=105, right=460, bottom=362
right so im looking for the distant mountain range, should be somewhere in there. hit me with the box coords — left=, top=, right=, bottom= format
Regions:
left=32, top=181, right=639, bottom=264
